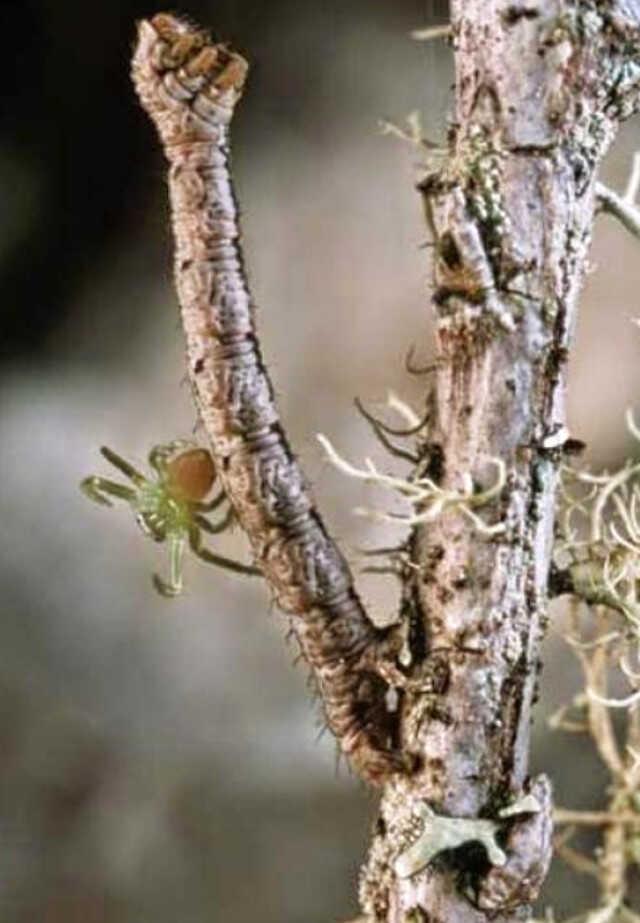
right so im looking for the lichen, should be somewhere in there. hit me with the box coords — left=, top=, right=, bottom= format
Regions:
left=317, top=433, right=506, bottom=536
left=394, top=803, right=507, bottom=879
left=569, top=110, right=617, bottom=192
left=461, top=124, right=510, bottom=271
left=360, top=783, right=545, bottom=918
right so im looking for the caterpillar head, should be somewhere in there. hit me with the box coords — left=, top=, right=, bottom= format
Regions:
left=132, top=13, right=249, bottom=144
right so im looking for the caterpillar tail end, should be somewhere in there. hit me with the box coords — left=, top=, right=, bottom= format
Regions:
left=348, top=742, right=415, bottom=788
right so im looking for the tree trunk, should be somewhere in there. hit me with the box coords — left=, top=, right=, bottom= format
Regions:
left=360, top=2, right=640, bottom=920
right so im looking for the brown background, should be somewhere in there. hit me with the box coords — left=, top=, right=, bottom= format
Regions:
left=0, top=1, right=639, bottom=919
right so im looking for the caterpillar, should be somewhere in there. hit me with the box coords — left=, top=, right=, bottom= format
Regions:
left=131, top=13, right=406, bottom=785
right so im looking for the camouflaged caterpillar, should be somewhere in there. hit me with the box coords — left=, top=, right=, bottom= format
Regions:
left=131, top=13, right=405, bottom=785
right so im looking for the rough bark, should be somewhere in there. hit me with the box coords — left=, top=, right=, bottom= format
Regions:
left=360, top=2, right=640, bottom=920
left=130, top=4, right=640, bottom=922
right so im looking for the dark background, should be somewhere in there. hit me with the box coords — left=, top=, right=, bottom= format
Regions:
left=0, top=1, right=639, bottom=920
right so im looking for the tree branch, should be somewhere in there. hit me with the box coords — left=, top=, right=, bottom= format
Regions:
left=361, top=2, right=640, bottom=920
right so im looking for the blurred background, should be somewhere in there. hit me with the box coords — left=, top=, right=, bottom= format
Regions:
left=1, top=1, right=639, bottom=920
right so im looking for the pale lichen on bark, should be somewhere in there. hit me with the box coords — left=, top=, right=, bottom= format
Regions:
left=130, top=4, right=640, bottom=921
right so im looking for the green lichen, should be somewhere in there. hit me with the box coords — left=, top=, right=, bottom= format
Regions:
left=405, top=910, right=428, bottom=923
left=394, top=792, right=543, bottom=880
left=462, top=124, right=510, bottom=268
left=570, top=110, right=616, bottom=189
left=394, top=804, right=507, bottom=879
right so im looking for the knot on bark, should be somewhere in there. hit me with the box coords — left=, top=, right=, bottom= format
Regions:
left=473, top=774, right=554, bottom=912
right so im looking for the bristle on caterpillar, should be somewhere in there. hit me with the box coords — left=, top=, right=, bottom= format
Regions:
left=132, top=13, right=407, bottom=786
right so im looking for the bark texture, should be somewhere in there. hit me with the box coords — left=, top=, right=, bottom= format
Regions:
left=360, top=2, right=640, bottom=920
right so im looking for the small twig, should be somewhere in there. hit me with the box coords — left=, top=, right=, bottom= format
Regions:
left=566, top=631, right=621, bottom=651
left=361, top=565, right=403, bottom=578
left=555, top=837, right=601, bottom=879
left=596, top=181, right=640, bottom=239
left=582, top=644, right=625, bottom=775
left=548, top=695, right=590, bottom=734
left=387, top=390, right=427, bottom=431
left=555, top=809, right=640, bottom=827
left=587, top=686, right=640, bottom=709
left=354, top=398, right=419, bottom=463
left=405, top=344, right=437, bottom=376
left=379, top=111, right=436, bottom=150
left=624, top=152, right=640, bottom=202
left=410, top=24, right=453, bottom=41
left=626, top=407, right=640, bottom=443
left=359, top=544, right=407, bottom=558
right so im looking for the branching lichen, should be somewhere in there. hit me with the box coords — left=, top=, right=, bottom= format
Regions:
left=551, top=604, right=640, bottom=921
left=394, top=800, right=508, bottom=880
left=554, top=409, right=640, bottom=639
left=360, top=779, right=549, bottom=919
left=318, top=432, right=506, bottom=536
